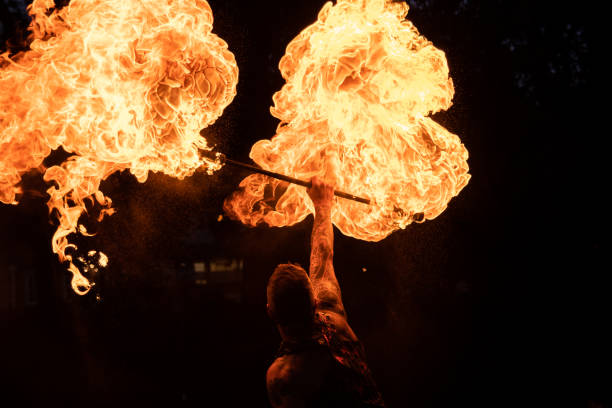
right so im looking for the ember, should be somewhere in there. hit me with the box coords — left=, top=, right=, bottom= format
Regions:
left=0, top=0, right=238, bottom=294
left=225, top=0, right=470, bottom=241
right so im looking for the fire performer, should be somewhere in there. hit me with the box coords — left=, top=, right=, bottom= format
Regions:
left=266, top=177, right=385, bottom=407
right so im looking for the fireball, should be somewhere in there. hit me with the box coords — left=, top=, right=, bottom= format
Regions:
left=225, top=0, right=470, bottom=242
left=0, top=0, right=238, bottom=293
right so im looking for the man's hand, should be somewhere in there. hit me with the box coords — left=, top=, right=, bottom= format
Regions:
left=307, top=176, right=334, bottom=213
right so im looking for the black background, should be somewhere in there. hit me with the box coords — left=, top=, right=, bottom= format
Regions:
left=0, top=0, right=606, bottom=407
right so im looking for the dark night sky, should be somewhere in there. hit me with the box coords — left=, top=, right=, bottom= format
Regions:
left=0, top=1, right=606, bottom=407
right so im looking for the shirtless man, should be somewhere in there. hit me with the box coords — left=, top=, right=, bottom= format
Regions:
left=266, top=177, right=385, bottom=407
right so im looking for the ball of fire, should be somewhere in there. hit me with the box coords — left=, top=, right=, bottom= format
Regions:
left=0, top=0, right=238, bottom=294
left=225, top=0, right=470, bottom=242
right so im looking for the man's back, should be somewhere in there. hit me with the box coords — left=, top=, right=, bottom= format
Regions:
left=267, top=310, right=383, bottom=408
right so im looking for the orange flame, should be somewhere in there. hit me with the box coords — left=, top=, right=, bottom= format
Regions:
left=225, top=0, right=470, bottom=241
left=0, top=0, right=238, bottom=294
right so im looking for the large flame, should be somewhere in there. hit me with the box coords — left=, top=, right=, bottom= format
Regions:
left=0, top=0, right=238, bottom=294
left=225, top=0, right=469, bottom=241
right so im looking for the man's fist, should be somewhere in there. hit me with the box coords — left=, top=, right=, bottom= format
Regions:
left=307, top=176, right=334, bottom=211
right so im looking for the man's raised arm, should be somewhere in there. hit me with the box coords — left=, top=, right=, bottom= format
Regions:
left=307, top=177, right=345, bottom=315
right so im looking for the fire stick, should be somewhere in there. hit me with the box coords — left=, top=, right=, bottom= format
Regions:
left=216, top=153, right=370, bottom=204
left=210, top=152, right=424, bottom=221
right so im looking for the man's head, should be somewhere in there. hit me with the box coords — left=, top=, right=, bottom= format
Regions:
left=267, top=263, right=315, bottom=326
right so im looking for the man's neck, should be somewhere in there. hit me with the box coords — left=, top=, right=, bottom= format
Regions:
left=278, top=322, right=316, bottom=342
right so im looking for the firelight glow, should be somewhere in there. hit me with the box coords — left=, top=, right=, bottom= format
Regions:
left=0, top=0, right=238, bottom=294
left=225, top=0, right=470, bottom=242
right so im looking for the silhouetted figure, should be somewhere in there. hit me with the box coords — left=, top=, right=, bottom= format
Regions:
left=266, top=177, right=385, bottom=407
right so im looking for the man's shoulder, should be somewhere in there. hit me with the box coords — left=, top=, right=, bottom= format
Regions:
left=266, top=356, right=311, bottom=407
left=267, top=356, right=290, bottom=385
left=316, top=309, right=359, bottom=343
left=267, top=349, right=333, bottom=406
left=266, top=356, right=307, bottom=393
left=267, top=350, right=329, bottom=384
